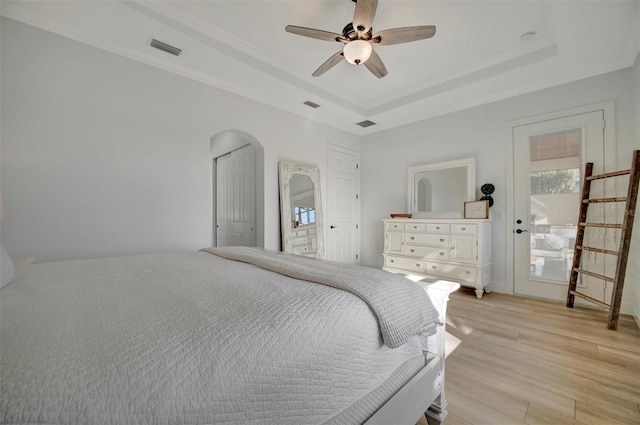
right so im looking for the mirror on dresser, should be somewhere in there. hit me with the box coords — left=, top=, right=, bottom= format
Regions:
left=408, top=157, right=476, bottom=218
left=279, top=161, right=325, bottom=258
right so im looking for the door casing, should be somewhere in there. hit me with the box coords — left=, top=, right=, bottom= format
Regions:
left=505, top=101, right=616, bottom=295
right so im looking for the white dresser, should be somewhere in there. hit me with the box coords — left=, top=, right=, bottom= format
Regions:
left=382, top=218, right=492, bottom=298
left=291, top=224, right=317, bottom=257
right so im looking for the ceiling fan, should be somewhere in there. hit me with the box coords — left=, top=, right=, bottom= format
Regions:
left=285, top=0, right=436, bottom=78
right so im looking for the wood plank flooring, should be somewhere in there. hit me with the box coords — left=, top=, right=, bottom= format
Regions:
left=417, top=288, right=640, bottom=425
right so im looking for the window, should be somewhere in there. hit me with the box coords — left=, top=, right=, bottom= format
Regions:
left=530, top=168, right=580, bottom=194
left=294, top=206, right=315, bottom=226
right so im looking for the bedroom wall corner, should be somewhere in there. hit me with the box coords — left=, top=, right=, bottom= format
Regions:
left=360, top=69, right=635, bottom=302
left=630, top=49, right=640, bottom=327
left=0, top=18, right=361, bottom=261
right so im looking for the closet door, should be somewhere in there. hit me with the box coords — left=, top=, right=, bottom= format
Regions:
left=326, top=146, right=361, bottom=264
left=216, top=144, right=255, bottom=247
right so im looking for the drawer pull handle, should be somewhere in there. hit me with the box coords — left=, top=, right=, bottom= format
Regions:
left=413, top=226, right=418, bottom=229
left=410, top=249, right=415, bottom=253
left=416, top=263, right=421, bottom=267
left=410, top=237, right=415, bottom=240
left=431, top=265, right=437, bottom=269
left=439, top=238, right=445, bottom=242
left=439, top=252, right=444, bottom=256
left=465, top=271, right=470, bottom=274
left=394, top=225, right=398, bottom=228
left=461, top=227, right=466, bottom=231
left=436, top=226, right=440, bottom=230
left=390, top=260, right=395, bottom=263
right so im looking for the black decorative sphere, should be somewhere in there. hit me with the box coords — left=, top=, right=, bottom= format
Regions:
left=481, top=183, right=495, bottom=195
left=480, top=195, right=494, bottom=208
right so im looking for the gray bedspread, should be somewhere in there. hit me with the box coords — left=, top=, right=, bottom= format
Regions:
left=202, top=247, right=439, bottom=348
left=1, top=248, right=440, bottom=425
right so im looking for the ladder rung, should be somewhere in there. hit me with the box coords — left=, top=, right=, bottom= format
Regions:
left=578, top=222, right=623, bottom=229
left=577, top=246, right=619, bottom=256
left=569, top=290, right=611, bottom=310
left=586, top=169, right=630, bottom=180
left=573, top=267, right=615, bottom=282
left=582, top=197, right=627, bottom=203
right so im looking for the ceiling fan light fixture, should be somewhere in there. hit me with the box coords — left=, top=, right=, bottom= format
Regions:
left=343, top=40, right=372, bottom=65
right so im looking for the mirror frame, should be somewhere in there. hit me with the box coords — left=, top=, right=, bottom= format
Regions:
left=407, top=157, right=476, bottom=218
left=279, top=161, right=325, bottom=258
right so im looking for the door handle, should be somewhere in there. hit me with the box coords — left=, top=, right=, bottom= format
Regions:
left=330, top=225, right=337, bottom=229
left=515, top=229, right=528, bottom=234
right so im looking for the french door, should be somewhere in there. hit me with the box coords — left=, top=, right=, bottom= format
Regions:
left=513, top=110, right=607, bottom=300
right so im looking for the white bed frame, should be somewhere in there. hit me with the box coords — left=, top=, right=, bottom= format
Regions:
left=363, top=280, right=460, bottom=425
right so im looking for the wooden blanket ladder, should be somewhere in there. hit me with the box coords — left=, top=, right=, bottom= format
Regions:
left=566, top=150, right=640, bottom=330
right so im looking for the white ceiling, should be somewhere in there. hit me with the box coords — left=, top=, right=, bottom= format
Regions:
left=2, top=0, right=639, bottom=135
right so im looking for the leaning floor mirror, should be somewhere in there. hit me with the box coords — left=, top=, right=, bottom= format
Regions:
left=279, top=161, right=325, bottom=258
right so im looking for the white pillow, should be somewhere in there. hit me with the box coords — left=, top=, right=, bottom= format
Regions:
left=1, top=245, right=15, bottom=288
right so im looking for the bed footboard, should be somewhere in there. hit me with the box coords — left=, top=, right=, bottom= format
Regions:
left=364, top=356, right=443, bottom=425
left=424, top=279, right=460, bottom=424
left=363, top=279, right=459, bottom=425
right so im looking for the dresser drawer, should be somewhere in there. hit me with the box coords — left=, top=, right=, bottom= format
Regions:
left=292, top=236, right=309, bottom=245
left=385, top=256, right=426, bottom=274
left=451, top=224, right=477, bottom=235
left=405, top=245, right=450, bottom=260
left=386, top=222, right=406, bottom=232
left=426, top=261, right=477, bottom=282
left=427, top=223, right=450, bottom=234
left=293, top=245, right=310, bottom=254
left=407, top=233, right=449, bottom=247
left=406, top=223, right=427, bottom=232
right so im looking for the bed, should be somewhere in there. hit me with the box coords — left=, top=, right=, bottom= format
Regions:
left=0, top=246, right=457, bottom=425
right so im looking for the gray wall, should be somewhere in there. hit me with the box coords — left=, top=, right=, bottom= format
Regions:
left=0, top=18, right=360, bottom=261
left=361, top=68, right=638, bottom=312
left=631, top=51, right=640, bottom=323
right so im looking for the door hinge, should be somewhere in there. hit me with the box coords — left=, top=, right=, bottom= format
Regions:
left=356, top=194, right=359, bottom=199
left=356, top=164, right=359, bottom=169
left=602, top=119, right=606, bottom=129
left=356, top=224, right=359, bottom=229
left=356, top=254, right=359, bottom=259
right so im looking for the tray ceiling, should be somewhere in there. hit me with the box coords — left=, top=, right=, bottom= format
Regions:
left=2, top=0, right=638, bottom=134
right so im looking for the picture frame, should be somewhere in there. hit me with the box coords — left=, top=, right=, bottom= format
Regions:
left=464, top=200, right=489, bottom=219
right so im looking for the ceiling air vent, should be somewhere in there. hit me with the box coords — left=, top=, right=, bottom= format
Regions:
left=356, top=120, right=376, bottom=128
left=303, top=101, right=321, bottom=109
left=150, top=39, right=182, bottom=57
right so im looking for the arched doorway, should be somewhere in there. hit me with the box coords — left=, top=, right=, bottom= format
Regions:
left=211, top=130, right=265, bottom=248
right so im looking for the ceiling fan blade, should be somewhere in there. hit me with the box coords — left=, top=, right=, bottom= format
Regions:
left=364, top=49, right=387, bottom=78
left=285, top=25, right=346, bottom=43
left=312, top=51, right=345, bottom=77
left=372, top=25, right=436, bottom=45
left=353, top=0, right=378, bottom=35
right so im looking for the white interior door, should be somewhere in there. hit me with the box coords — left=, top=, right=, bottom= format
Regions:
left=216, top=144, right=254, bottom=247
left=513, top=110, right=608, bottom=300
left=326, top=146, right=361, bottom=263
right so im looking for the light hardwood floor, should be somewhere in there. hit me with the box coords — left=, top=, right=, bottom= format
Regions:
left=417, top=288, right=640, bottom=425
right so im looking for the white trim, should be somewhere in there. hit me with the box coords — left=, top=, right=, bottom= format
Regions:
left=505, top=100, right=616, bottom=295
